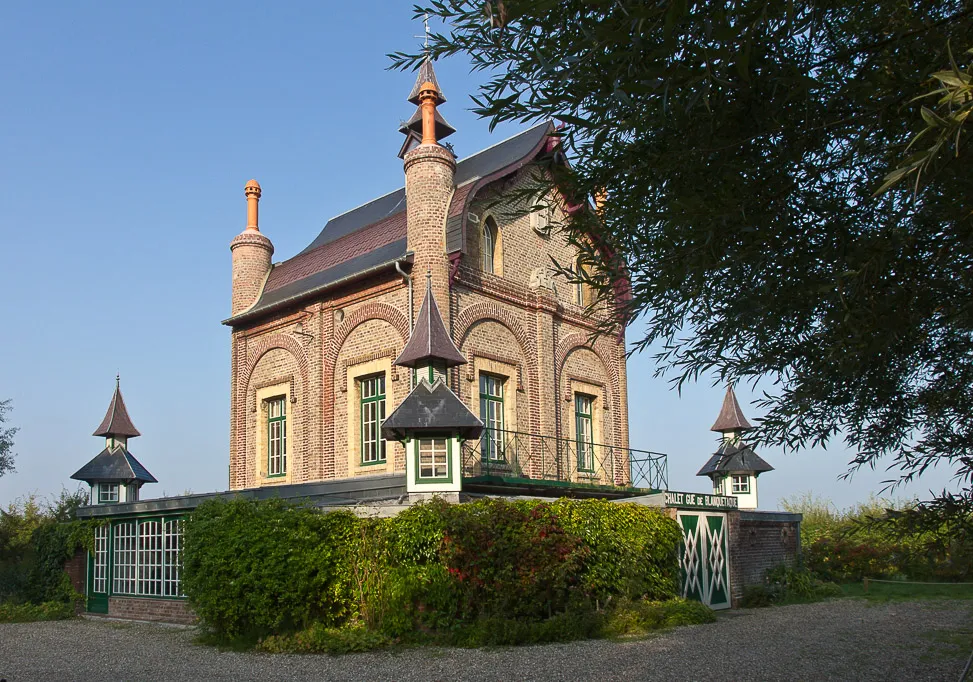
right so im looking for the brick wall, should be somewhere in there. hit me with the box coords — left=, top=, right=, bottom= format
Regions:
left=728, top=510, right=802, bottom=606
left=64, top=548, right=85, bottom=595
left=108, top=597, right=195, bottom=625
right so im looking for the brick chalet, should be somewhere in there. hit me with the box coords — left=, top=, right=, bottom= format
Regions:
left=71, top=60, right=798, bottom=622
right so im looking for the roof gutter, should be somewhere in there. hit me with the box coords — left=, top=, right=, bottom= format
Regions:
left=222, top=254, right=413, bottom=327
left=395, top=260, right=413, bottom=333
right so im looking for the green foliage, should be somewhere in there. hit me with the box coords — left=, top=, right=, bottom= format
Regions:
left=183, top=497, right=686, bottom=649
left=181, top=498, right=359, bottom=639
left=739, top=564, right=842, bottom=608
left=780, top=493, right=973, bottom=581
left=393, top=1, right=973, bottom=512
left=841, top=580, right=973, bottom=602
left=0, top=489, right=90, bottom=608
left=0, top=399, right=17, bottom=479
left=0, top=600, right=75, bottom=623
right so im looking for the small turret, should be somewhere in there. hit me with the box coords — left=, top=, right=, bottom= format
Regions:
left=72, top=377, right=157, bottom=505
left=697, top=386, right=773, bottom=509
left=230, top=179, right=274, bottom=315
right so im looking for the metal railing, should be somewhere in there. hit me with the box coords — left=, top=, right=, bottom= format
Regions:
left=461, top=429, right=668, bottom=491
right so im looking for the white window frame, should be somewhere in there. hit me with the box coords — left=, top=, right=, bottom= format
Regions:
left=360, top=374, right=387, bottom=464
left=731, top=474, right=750, bottom=494
left=92, top=525, right=109, bottom=593
left=482, top=219, right=497, bottom=273
left=99, top=483, right=119, bottom=504
left=418, top=438, right=449, bottom=479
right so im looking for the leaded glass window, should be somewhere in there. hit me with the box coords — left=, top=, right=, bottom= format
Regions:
left=267, top=397, right=287, bottom=476
left=360, top=374, right=387, bottom=464
left=575, top=394, right=595, bottom=472
left=418, top=438, right=449, bottom=479
left=479, top=374, right=505, bottom=461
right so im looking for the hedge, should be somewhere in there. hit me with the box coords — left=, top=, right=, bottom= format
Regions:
left=182, top=497, right=683, bottom=643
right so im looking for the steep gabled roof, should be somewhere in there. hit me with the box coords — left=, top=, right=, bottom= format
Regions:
left=697, top=441, right=774, bottom=478
left=394, top=276, right=467, bottom=368
left=71, top=445, right=157, bottom=484
left=381, top=378, right=483, bottom=442
left=93, top=379, right=141, bottom=438
left=223, top=122, right=553, bottom=327
left=710, top=386, right=753, bottom=432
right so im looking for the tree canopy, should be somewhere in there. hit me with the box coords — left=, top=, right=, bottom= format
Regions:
left=0, top=400, right=17, bottom=479
left=391, top=1, right=973, bottom=500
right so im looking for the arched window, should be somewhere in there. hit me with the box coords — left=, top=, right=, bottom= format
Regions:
left=574, top=256, right=586, bottom=307
left=482, top=218, right=498, bottom=274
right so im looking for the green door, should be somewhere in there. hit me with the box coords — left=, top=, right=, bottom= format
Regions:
left=677, top=511, right=731, bottom=610
left=86, top=525, right=109, bottom=614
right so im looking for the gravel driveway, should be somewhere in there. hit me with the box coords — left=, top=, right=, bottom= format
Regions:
left=1, top=599, right=970, bottom=681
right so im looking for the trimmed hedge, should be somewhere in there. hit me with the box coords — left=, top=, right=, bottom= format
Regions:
left=182, top=497, right=683, bottom=644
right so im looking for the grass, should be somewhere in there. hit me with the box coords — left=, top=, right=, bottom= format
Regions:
left=841, top=581, right=973, bottom=602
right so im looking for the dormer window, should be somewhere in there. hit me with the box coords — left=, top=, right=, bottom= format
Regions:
left=98, top=483, right=119, bottom=504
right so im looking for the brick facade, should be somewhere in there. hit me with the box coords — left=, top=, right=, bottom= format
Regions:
left=228, top=144, right=627, bottom=487
left=727, top=511, right=802, bottom=606
left=107, top=597, right=196, bottom=625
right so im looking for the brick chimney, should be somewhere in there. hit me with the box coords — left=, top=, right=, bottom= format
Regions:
left=230, top=179, right=274, bottom=316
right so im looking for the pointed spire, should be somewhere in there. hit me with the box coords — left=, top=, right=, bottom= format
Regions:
left=710, top=385, right=752, bottom=433
left=93, top=377, right=141, bottom=439
left=394, top=271, right=466, bottom=368
left=407, top=58, right=446, bottom=105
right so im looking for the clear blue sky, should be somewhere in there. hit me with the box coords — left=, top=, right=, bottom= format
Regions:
left=0, top=1, right=957, bottom=509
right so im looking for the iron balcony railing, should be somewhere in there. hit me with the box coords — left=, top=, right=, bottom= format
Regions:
left=462, top=429, right=668, bottom=491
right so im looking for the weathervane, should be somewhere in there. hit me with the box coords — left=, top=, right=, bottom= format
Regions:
left=414, top=13, right=431, bottom=56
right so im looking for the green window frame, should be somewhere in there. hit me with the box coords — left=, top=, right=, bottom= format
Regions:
left=98, top=483, right=119, bottom=504
left=479, top=373, right=505, bottom=461
left=731, top=474, right=750, bottom=494
left=416, top=436, right=451, bottom=482
left=267, top=397, right=287, bottom=477
left=360, top=373, right=387, bottom=465
left=575, top=394, right=595, bottom=472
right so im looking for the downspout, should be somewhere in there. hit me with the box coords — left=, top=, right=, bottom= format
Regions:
left=396, top=260, right=413, bottom=332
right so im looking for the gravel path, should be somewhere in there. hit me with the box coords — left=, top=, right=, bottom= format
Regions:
left=1, top=599, right=970, bottom=681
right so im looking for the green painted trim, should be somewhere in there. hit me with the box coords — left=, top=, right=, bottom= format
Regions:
left=413, top=436, right=454, bottom=484
left=359, top=373, right=387, bottom=466
left=267, top=396, right=287, bottom=476
left=462, top=474, right=659, bottom=495
left=575, top=393, right=595, bottom=473
left=479, top=373, right=505, bottom=462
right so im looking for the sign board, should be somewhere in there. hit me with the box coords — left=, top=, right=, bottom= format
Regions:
left=664, top=491, right=738, bottom=510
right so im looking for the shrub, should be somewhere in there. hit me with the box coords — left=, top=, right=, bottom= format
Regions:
left=182, top=498, right=359, bottom=639
left=739, top=564, right=842, bottom=607
left=0, top=600, right=76, bottom=623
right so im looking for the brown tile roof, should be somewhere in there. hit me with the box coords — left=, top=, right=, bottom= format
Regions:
left=93, top=379, right=141, bottom=438
left=264, top=211, right=407, bottom=293
left=710, top=386, right=753, bottom=432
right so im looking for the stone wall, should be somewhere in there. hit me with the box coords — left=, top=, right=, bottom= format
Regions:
left=107, top=597, right=195, bottom=625
left=728, top=510, right=802, bottom=606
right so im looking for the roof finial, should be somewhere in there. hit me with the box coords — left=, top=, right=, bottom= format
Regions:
left=244, top=179, right=262, bottom=232
left=426, top=268, right=432, bottom=288
left=414, top=12, right=431, bottom=54
left=116, top=373, right=120, bottom=387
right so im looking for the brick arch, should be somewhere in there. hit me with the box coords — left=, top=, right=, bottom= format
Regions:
left=454, top=302, right=536, bottom=365
left=555, top=333, right=620, bottom=406
left=329, top=302, right=410, bottom=364
left=244, top=333, right=310, bottom=387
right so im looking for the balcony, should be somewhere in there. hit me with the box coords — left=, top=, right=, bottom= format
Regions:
left=461, top=429, right=668, bottom=497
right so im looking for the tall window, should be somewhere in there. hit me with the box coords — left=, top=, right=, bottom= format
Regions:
left=267, top=397, right=287, bottom=476
left=98, top=483, right=119, bottom=504
left=479, top=374, right=505, bottom=461
left=418, top=438, right=449, bottom=479
left=138, top=520, right=163, bottom=597
left=575, top=394, right=595, bottom=472
left=92, top=525, right=109, bottom=594
left=113, top=521, right=137, bottom=595
left=109, top=518, right=185, bottom=598
left=360, top=374, right=387, bottom=464
left=574, top=257, right=586, bottom=307
left=163, top=520, right=183, bottom=597
left=482, top=218, right=498, bottom=273
left=731, top=475, right=750, bottom=494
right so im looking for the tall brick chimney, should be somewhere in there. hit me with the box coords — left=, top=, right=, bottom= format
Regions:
left=402, top=59, right=455, bottom=329
left=230, top=179, right=274, bottom=315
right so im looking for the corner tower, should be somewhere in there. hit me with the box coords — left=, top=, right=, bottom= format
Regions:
left=230, top=179, right=274, bottom=316
left=402, top=59, right=456, bottom=329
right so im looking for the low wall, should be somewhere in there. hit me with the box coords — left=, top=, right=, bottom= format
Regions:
left=728, top=510, right=801, bottom=606
left=107, top=597, right=196, bottom=625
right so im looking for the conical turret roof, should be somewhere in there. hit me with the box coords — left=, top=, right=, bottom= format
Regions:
left=407, top=58, right=446, bottom=105
left=394, top=274, right=467, bottom=368
left=710, top=385, right=752, bottom=433
left=93, top=376, right=141, bottom=438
